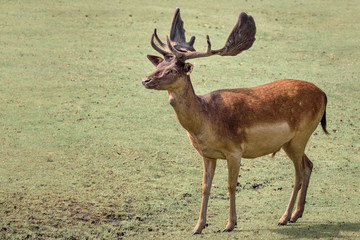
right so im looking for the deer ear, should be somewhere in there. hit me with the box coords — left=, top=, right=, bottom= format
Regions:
left=147, top=55, right=164, bottom=67
left=184, top=62, right=193, bottom=75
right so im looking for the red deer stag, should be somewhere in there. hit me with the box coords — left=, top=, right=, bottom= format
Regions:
left=142, top=8, right=328, bottom=235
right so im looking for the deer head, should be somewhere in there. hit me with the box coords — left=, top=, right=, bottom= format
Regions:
left=142, top=8, right=256, bottom=91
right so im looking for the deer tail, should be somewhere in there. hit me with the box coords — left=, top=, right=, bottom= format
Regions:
left=321, top=94, right=329, bottom=135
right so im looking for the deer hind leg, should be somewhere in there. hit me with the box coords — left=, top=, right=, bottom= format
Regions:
left=192, top=157, right=217, bottom=235
left=278, top=141, right=307, bottom=225
left=290, top=154, right=313, bottom=223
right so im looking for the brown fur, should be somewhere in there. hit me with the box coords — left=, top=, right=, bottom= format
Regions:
left=143, top=56, right=328, bottom=234
left=199, top=79, right=327, bottom=143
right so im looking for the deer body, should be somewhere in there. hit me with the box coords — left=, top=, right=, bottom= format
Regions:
left=143, top=8, right=328, bottom=235
left=171, top=78, right=326, bottom=160
left=167, top=76, right=327, bottom=233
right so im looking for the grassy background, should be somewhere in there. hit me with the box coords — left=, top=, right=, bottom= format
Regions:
left=1, top=0, right=359, bottom=239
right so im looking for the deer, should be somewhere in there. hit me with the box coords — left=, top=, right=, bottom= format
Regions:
left=142, top=8, right=329, bottom=235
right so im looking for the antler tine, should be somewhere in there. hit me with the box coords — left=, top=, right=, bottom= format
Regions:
left=150, top=29, right=170, bottom=56
left=154, top=29, right=167, bottom=48
left=205, top=35, right=211, bottom=53
left=178, top=35, right=212, bottom=60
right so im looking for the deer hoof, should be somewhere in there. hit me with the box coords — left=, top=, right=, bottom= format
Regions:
left=290, top=211, right=303, bottom=223
left=278, top=221, right=288, bottom=226
left=278, top=214, right=291, bottom=225
left=223, top=221, right=237, bottom=232
left=191, top=231, right=201, bottom=236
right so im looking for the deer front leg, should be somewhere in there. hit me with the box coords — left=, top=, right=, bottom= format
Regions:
left=224, top=156, right=241, bottom=232
left=192, top=157, right=217, bottom=235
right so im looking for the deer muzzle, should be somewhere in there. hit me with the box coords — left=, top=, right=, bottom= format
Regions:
left=142, top=77, right=157, bottom=89
left=142, top=78, right=150, bottom=86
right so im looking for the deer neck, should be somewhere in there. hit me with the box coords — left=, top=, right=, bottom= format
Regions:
left=168, top=76, right=203, bottom=134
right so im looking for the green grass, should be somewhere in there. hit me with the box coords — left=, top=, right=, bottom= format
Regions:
left=1, top=0, right=359, bottom=239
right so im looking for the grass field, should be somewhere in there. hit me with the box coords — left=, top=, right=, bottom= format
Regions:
left=1, top=0, right=359, bottom=239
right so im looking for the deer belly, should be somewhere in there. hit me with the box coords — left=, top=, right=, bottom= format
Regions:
left=242, top=122, right=294, bottom=158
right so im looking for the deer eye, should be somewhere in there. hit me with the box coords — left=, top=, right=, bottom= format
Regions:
left=164, top=55, right=173, bottom=61
left=166, top=69, right=176, bottom=75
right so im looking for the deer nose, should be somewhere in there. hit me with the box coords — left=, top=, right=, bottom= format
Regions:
left=142, top=78, right=151, bottom=86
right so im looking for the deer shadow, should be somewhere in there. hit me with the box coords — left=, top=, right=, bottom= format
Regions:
left=270, top=221, right=360, bottom=239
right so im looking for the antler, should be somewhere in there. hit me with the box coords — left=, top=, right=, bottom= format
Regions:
left=169, top=8, right=196, bottom=52
left=169, top=12, right=256, bottom=60
left=150, top=8, right=196, bottom=57
left=150, top=8, right=256, bottom=61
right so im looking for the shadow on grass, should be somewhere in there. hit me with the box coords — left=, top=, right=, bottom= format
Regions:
left=271, top=222, right=360, bottom=239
